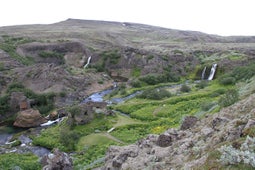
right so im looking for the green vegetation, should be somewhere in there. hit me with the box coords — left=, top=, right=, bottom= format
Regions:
left=38, top=51, right=65, bottom=64
left=0, top=62, right=4, bottom=71
left=92, top=49, right=121, bottom=72
left=0, top=153, right=41, bottom=170
left=131, top=67, right=141, bottom=77
left=2, top=82, right=55, bottom=115
left=139, top=73, right=180, bottom=85
left=0, top=35, right=35, bottom=65
left=138, top=88, right=171, bottom=100
left=0, top=95, right=10, bottom=115
left=219, top=63, right=255, bottom=84
left=180, top=84, right=191, bottom=93
left=219, top=89, right=239, bottom=107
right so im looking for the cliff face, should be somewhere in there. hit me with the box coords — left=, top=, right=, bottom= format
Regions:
left=101, top=92, right=255, bottom=169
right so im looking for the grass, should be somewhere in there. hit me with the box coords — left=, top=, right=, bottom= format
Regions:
left=113, top=112, right=144, bottom=127
left=77, top=133, right=119, bottom=151
left=0, top=153, right=41, bottom=170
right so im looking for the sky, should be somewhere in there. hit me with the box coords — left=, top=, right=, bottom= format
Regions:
left=1, top=0, right=255, bottom=36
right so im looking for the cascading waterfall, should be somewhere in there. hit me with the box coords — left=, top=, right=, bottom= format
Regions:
left=84, top=56, right=92, bottom=69
left=208, top=64, right=217, bottom=80
left=201, top=66, right=207, bottom=80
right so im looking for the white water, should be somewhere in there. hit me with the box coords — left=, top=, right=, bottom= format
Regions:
left=84, top=56, right=92, bottom=69
left=201, top=67, right=207, bottom=80
left=208, top=64, right=217, bottom=80
left=40, top=117, right=66, bottom=127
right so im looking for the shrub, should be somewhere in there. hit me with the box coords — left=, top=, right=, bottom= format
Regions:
left=38, top=51, right=65, bottom=64
left=60, top=128, right=79, bottom=151
left=201, top=102, right=215, bottom=111
left=131, top=67, right=141, bottom=77
left=210, top=89, right=226, bottom=97
left=7, top=82, right=25, bottom=93
left=0, top=95, right=10, bottom=115
left=139, top=73, right=180, bottom=85
left=130, top=80, right=142, bottom=88
left=219, top=76, right=236, bottom=85
left=219, top=89, right=239, bottom=107
left=195, top=80, right=208, bottom=89
left=219, top=136, right=255, bottom=167
left=138, top=88, right=171, bottom=100
left=180, top=84, right=191, bottom=93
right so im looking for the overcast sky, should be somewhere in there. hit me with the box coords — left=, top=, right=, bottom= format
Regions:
left=1, top=0, right=255, bottom=36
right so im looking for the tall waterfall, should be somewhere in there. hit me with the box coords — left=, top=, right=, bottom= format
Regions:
left=208, top=64, right=217, bottom=80
left=83, top=56, right=92, bottom=69
left=201, top=67, right=207, bottom=80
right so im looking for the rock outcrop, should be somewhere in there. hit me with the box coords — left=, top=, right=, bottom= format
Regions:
left=13, top=109, right=47, bottom=128
left=69, top=101, right=108, bottom=125
left=41, top=148, right=73, bottom=170
left=101, top=93, right=255, bottom=169
left=9, top=92, right=30, bottom=113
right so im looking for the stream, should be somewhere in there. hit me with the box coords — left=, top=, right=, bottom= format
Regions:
left=0, top=86, right=140, bottom=158
left=0, top=132, right=50, bottom=157
left=0, top=80, right=202, bottom=158
left=82, top=87, right=141, bottom=104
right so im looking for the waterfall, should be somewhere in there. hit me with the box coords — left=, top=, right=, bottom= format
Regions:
left=208, top=64, right=217, bottom=80
left=201, top=67, right=207, bottom=80
left=84, top=56, right=92, bottom=69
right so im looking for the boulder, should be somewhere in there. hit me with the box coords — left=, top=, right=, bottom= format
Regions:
left=180, top=116, right=198, bottom=130
left=13, top=109, right=47, bottom=128
left=41, top=148, right=73, bottom=170
left=156, top=134, right=173, bottom=147
left=49, top=108, right=68, bottom=120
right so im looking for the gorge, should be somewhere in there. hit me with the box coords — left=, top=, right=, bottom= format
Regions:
left=0, top=19, right=255, bottom=169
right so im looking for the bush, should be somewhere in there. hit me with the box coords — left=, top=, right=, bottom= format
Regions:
left=130, top=80, right=142, bottom=88
left=201, top=102, right=215, bottom=111
left=210, top=89, right=226, bottom=97
left=219, top=89, right=239, bottom=107
left=38, top=51, right=65, bottom=64
left=180, top=84, right=191, bottom=93
left=0, top=95, right=10, bottom=115
left=219, top=136, right=255, bottom=167
left=219, top=76, right=236, bottom=85
left=138, top=88, right=171, bottom=100
left=139, top=73, right=180, bottom=85
left=60, top=128, right=79, bottom=151
left=195, top=80, right=208, bottom=89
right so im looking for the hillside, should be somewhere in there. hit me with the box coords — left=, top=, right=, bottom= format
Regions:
left=0, top=19, right=255, bottom=169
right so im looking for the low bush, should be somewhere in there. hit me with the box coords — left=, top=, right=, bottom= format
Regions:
left=0, top=95, right=9, bottom=115
left=60, top=127, right=79, bottom=151
left=219, top=136, right=255, bottom=168
left=139, top=73, right=180, bottom=85
left=195, top=80, right=208, bottom=89
left=219, top=89, right=239, bottom=107
left=180, top=84, right=191, bottom=93
left=210, top=88, right=226, bottom=97
left=201, top=101, right=215, bottom=111
left=130, top=80, right=142, bottom=88
left=138, top=88, right=171, bottom=100
left=38, top=51, right=65, bottom=64
left=219, top=76, right=236, bottom=85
